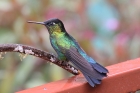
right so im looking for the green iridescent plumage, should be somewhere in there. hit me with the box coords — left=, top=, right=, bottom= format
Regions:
left=29, top=18, right=108, bottom=87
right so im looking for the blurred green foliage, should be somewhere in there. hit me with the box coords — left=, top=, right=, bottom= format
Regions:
left=0, top=0, right=140, bottom=93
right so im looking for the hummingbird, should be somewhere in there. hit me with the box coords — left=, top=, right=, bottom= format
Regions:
left=28, top=18, right=108, bottom=87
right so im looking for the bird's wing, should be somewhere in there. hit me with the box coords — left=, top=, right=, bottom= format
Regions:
left=64, top=47, right=105, bottom=79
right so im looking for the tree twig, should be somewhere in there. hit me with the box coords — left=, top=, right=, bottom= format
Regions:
left=0, top=44, right=80, bottom=75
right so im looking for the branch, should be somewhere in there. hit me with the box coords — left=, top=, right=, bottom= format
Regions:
left=0, top=44, right=80, bottom=75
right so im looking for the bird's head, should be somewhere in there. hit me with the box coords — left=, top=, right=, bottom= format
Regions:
left=28, top=18, right=66, bottom=35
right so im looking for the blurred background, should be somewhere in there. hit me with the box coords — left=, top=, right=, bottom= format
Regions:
left=0, top=0, right=140, bottom=93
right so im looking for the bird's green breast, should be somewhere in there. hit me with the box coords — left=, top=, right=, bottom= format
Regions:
left=50, top=32, right=73, bottom=60
left=52, top=32, right=72, bottom=49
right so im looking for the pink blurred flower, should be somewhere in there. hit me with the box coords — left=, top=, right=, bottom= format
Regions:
left=81, top=30, right=94, bottom=40
left=44, top=8, right=65, bottom=19
left=105, top=18, right=119, bottom=31
left=115, top=33, right=129, bottom=46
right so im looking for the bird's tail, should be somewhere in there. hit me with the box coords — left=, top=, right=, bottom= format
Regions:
left=83, top=63, right=108, bottom=87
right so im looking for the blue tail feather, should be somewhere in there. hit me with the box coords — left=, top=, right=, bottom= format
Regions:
left=90, top=62, right=108, bottom=74
left=83, top=73, right=96, bottom=87
left=83, top=62, right=108, bottom=87
left=83, top=73, right=101, bottom=87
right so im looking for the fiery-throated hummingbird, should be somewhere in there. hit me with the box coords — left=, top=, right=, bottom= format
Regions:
left=28, top=18, right=108, bottom=87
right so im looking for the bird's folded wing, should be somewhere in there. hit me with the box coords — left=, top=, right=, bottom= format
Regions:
left=64, top=47, right=105, bottom=79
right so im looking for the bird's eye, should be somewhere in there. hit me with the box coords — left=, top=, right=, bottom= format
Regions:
left=48, top=22, right=56, bottom=26
left=52, top=22, right=56, bottom=25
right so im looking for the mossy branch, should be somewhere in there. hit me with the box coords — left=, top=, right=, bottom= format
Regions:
left=0, top=44, right=80, bottom=75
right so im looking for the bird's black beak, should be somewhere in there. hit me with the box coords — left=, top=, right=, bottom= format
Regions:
left=27, top=21, right=45, bottom=25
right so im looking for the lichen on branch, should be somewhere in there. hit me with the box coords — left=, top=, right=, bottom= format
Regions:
left=0, top=44, right=80, bottom=75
